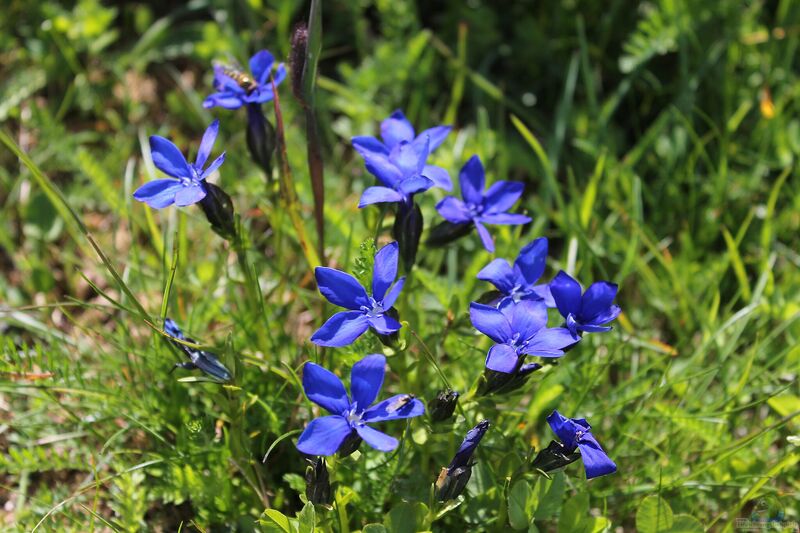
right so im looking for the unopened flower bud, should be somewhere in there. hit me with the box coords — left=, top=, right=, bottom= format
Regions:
left=246, top=103, right=275, bottom=179
left=393, top=201, right=424, bottom=272
left=435, top=420, right=490, bottom=501
left=477, top=363, right=541, bottom=396
left=304, top=456, right=332, bottom=505
left=428, top=389, right=459, bottom=423
left=198, top=182, right=236, bottom=240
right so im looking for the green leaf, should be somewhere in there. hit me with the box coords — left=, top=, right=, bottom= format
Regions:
left=557, top=492, right=589, bottom=532
left=669, top=514, right=703, bottom=533
left=259, top=509, right=296, bottom=533
left=533, top=472, right=566, bottom=519
left=508, top=480, right=533, bottom=530
left=384, top=502, right=428, bottom=533
left=636, top=495, right=674, bottom=533
left=363, top=525, right=388, bottom=533
left=297, top=501, right=315, bottom=533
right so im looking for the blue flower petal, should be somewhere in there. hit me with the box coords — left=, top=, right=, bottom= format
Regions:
left=485, top=343, right=519, bottom=373
left=546, top=410, right=579, bottom=449
left=507, top=300, right=548, bottom=340
left=363, top=395, right=425, bottom=423
left=359, top=186, right=404, bottom=207
left=477, top=258, right=516, bottom=294
left=590, top=305, right=622, bottom=326
left=200, top=152, right=226, bottom=180
left=577, top=432, right=617, bottom=479
left=302, top=362, right=350, bottom=415
left=459, top=155, right=485, bottom=206
left=372, top=242, right=399, bottom=299
left=350, top=354, right=386, bottom=410
left=367, top=314, right=402, bottom=334
left=449, top=420, right=490, bottom=470
left=315, top=267, right=370, bottom=309
left=421, top=165, right=452, bottom=190
left=550, top=271, right=582, bottom=319
left=355, top=424, right=399, bottom=452
left=311, top=311, right=371, bottom=347
left=474, top=221, right=495, bottom=252
left=528, top=284, right=555, bottom=307
left=515, top=237, right=548, bottom=286
left=578, top=323, right=613, bottom=333
left=363, top=153, right=404, bottom=188
left=483, top=181, right=524, bottom=214
left=479, top=213, right=531, bottom=225
left=581, top=281, right=618, bottom=322
left=250, top=50, right=275, bottom=85
left=272, top=63, right=287, bottom=86
left=150, top=136, right=192, bottom=179
left=390, top=137, right=429, bottom=177
left=296, top=415, right=353, bottom=456
left=382, top=277, right=405, bottom=308
left=203, top=92, right=244, bottom=110
left=196, top=120, right=219, bottom=169
left=435, top=197, right=471, bottom=224
left=469, top=302, right=512, bottom=343
left=397, top=176, right=434, bottom=196
left=521, top=327, right=575, bottom=357
left=174, top=185, right=207, bottom=207
left=133, top=179, right=182, bottom=209
left=380, top=110, right=415, bottom=148
left=352, top=136, right=389, bottom=158
left=418, top=125, right=452, bottom=152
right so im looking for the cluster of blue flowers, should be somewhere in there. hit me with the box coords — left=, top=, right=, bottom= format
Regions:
left=133, top=47, right=620, bottom=506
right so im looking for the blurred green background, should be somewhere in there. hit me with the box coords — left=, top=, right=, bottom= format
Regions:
left=1, top=0, right=799, bottom=531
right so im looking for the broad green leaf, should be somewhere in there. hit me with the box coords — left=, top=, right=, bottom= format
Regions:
left=533, top=472, right=566, bottom=519
left=384, top=502, right=428, bottom=533
left=636, top=495, right=674, bottom=533
left=259, top=509, right=296, bottom=533
left=557, top=492, right=589, bottom=532
left=508, top=480, right=533, bottom=530
left=297, top=502, right=315, bottom=533
left=669, top=514, right=703, bottom=532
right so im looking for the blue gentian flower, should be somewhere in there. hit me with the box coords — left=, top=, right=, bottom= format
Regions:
left=311, top=242, right=405, bottom=347
left=469, top=300, right=576, bottom=373
left=352, top=109, right=451, bottom=162
left=356, top=136, right=454, bottom=209
left=477, top=237, right=554, bottom=307
left=546, top=410, right=617, bottom=479
left=435, top=155, right=531, bottom=252
left=549, top=271, right=621, bottom=338
left=133, top=120, right=226, bottom=209
left=296, top=354, right=424, bottom=455
left=202, top=50, right=287, bottom=110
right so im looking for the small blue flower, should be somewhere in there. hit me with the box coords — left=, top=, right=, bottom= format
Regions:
left=469, top=300, right=576, bottom=373
left=352, top=109, right=451, bottom=162
left=203, top=50, right=287, bottom=110
left=133, top=120, right=226, bottom=209
left=549, top=271, right=621, bottom=338
left=435, top=155, right=531, bottom=252
left=546, top=410, right=617, bottom=479
left=477, top=237, right=554, bottom=307
left=311, top=242, right=405, bottom=347
left=296, top=354, right=424, bottom=455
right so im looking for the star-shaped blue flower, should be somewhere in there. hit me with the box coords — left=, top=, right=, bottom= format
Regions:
left=202, top=50, right=287, bottom=110
left=311, top=242, right=405, bottom=347
left=352, top=109, right=451, bottom=161
left=546, top=410, right=617, bottom=479
left=357, top=136, right=451, bottom=208
left=477, top=237, right=554, bottom=307
left=296, top=354, right=425, bottom=455
left=435, top=155, right=530, bottom=252
left=549, top=271, right=621, bottom=338
left=133, top=120, right=226, bottom=209
left=469, top=300, right=576, bottom=373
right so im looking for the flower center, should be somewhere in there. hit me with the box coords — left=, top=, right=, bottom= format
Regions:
left=345, top=404, right=364, bottom=427
left=361, top=297, right=385, bottom=318
left=509, top=332, right=528, bottom=351
left=510, top=284, right=528, bottom=302
left=467, top=203, right=484, bottom=217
